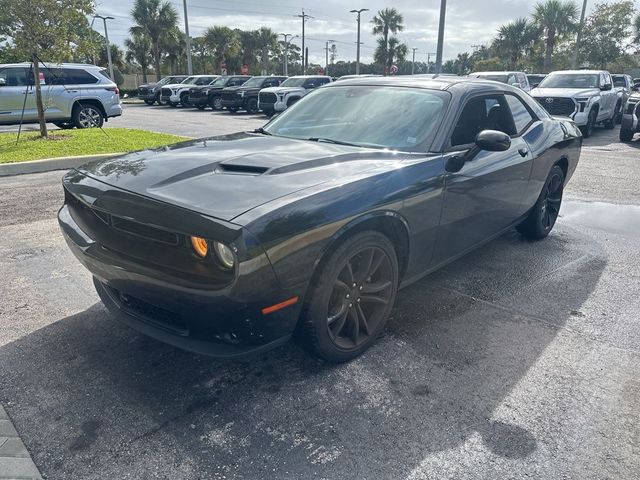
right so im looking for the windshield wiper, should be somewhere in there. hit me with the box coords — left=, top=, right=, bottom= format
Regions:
left=252, top=127, right=272, bottom=135
left=307, top=137, right=362, bottom=147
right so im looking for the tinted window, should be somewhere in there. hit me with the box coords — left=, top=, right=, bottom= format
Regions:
left=0, top=67, right=29, bottom=86
left=281, top=77, right=307, bottom=87
left=472, top=74, right=509, bottom=83
left=612, top=76, right=626, bottom=87
left=229, top=77, right=248, bottom=86
left=62, top=69, right=99, bottom=84
left=265, top=86, right=448, bottom=151
left=264, top=78, right=282, bottom=87
left=194, top=76, right=216, bottom=85
left=451, top=95, right=515, bottom=146
left=505, top=95, right=535, bottom=134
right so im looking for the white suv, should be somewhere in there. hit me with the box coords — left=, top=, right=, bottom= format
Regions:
left=530, top=70, right=618, bottom=137
left=258, top=76, right=332, bottom=116
left=159, top=75, right=218, bottom=107
left=0, top=63, right=122, bottom=129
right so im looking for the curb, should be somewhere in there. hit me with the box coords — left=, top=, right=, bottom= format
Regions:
left=0, top=405, right=43, bottom=479
left=0, top=153, right=123, bottom=177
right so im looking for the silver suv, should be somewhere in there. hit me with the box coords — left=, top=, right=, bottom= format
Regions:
left=0, top=63, right=122, bottom=129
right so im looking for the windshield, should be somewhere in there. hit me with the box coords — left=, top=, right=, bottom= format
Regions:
left=472, top=74, right=509, bottom=83
left=241, top=77, right=265, bottom=87
left=158, top=77, right=175, bottom=86
left=538, top=73, right=599, bottom=89
left=264, top=86, right=448, bottom=151
left=281, top=77, right=308, bottom=87
left=212, top=77, right=229, bottom=86
left=612, top=76, right=626, bottom=87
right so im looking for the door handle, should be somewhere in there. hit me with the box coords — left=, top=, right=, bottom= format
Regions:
left=518, top=148, right=529, bottom=157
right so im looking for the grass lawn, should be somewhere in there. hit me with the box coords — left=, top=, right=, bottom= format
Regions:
left=0, top=128, right=188, bottom=164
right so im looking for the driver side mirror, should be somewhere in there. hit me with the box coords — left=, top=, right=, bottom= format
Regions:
left=601, top=83, right=612, bottom=91
left=0, top=78, right=6, bottom=87
left=445, top=130, right=511, bottom=173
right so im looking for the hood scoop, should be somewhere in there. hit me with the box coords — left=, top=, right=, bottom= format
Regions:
left=215, top=163, right=269, bottom=175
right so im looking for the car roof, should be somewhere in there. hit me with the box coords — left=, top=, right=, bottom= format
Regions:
left=549, top=69, right=606, bottom=74
left=0, top=62, right=102, bottom=69
left=287, top=75, right=331, bottom=79
left=325, top=75, right=525, bottom=94
left=470, top=71, right=525, bottom=75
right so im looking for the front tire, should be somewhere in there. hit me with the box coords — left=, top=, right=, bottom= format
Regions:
left=73, top=104, right=104, bottom=129
left=297, top=231, right=399, bottom=362
left=180, top=93, right=191, bottom=107
left=210, top=96, right=222, bottom=110
left=246, top=98, right=259, bottom=114
left=580, top=109, right=596, bottom=137
left=620, top=127, right=634, bottom=142
left=517, top=165, right=564, bottom=240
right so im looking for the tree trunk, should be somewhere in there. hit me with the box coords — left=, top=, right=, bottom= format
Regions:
left=31, top=54, right=47, bottom=139
left=262, top=47, right=268, bottom=75
left=142, top=66, right=148, bottom=84
left=154, top=41, right=161, bottom=81
left=544, top=29, right=555, bottom=73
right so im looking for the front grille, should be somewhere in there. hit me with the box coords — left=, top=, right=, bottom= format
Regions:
left=138, top=87, right=149, bottom=95
left=536, top=97, right=576, bottom=116
left=221, top=91, right=238, bottom=101
left=161, top=87, right=172, bottom=97
left=259, top=92, right=277, bottom=104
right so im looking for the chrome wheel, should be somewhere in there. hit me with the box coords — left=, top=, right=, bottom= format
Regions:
left=326, top=246, right=394, bottom=349
left=75, top=106, right=103, bottom=129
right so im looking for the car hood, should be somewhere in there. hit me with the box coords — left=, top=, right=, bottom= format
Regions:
left=531, top=87, right=600, bottom=98
left=76, top=133, right=404, bottom=222
left=162, top=83, right=190, bottom=89
left=261, top=86, right=305, bottom=94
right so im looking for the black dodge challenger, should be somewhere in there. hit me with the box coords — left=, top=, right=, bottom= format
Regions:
left=59, top=76, right=582, bottom=362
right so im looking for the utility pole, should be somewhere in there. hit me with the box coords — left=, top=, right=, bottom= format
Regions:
left=325, top=40, right=335, bottom=75
left=434, top=0, right=447, bottom=74
left=426, top=52, right=436, bottom=73
left=94, top=15, right=115, bottom=81
left=297, top=9, right=312, bottom=74
left=279, top=33, right=296, bottom=76
left=572, top=0, right=588, bottom=69
left=350, top=9, right=369, bottom=75
left=411, top=48, right=418, bottom=75
left=183, top=0, right=193, bottom=74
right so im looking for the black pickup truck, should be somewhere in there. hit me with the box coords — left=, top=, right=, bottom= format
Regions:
left=220, top=76, right=287, bottom=113
left=188, top=76, right=251, bottom=110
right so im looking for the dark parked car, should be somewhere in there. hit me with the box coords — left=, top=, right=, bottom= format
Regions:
left=59, top=77, right=582, bottom=362
left=138, top=75, right=188, bottom=105
left=221, top=76, right=287, bottom=113
left=189, top=75, right=251, bottom=110
left=620, top=85, right=639, bottom=141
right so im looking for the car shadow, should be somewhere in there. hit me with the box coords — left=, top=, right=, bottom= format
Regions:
left=0, top=228, right=606, bottom=479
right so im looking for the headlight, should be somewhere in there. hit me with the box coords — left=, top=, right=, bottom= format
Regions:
left=213, top=242, right=235, bottom=269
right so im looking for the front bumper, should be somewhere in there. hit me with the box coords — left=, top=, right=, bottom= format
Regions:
left=58, top=173, right=302, bottom=358
left=160, top=92, right=181, bottom=103
left=221, top=98, right=245, bottom=109
left=138, top=91, right=159, bottom=101
left=570, top=110, right=589, bottom=126
left=621, top=103, right=639, bottom=132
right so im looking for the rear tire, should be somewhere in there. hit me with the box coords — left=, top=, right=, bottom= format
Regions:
left=620, top=127, right=634, bottom=142
left=517, top=165, right=564, bottom=240
left=73, top=104, right=104, bottom=129
left=297, top=231, right=399, bottom=362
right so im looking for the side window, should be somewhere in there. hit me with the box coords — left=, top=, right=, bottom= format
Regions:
left=505, top=95, right=535, bottom=134
left=0, top=67, right=29, bottom=86
left=507, top=74, right=517, bottom=86
left=599, top=73, right=606, bottom=88
left=62, top=68, right=98, bottom=84
left=318, top=77, right=331, bottom=85
left=304, top=80, right=317, bottom=89
left=264, top=78, right=279, bottom=87
left=450, top=95, right=515, bottom=147
left=518, top=73, right=527, bottom=88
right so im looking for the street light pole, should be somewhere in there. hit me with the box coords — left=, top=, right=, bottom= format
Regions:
left=434, top=0, right=447, bottom=74
left=279, top=34, right=296, bottom=76
left=183, top=0, right=193, bottom=74
left=571, top=0, right=588, bottom=69
left=411, top=48, right=417, bottom=75
left=350, top=9, right=369, bottom=75
left=325, top=40, right=335, bottom=76
left=426, top=52, right=436, bottom=73
left=94, top=15, right=115, bottom=81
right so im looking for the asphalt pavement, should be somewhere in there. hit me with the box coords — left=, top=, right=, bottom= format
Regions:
left=0, top=119, right=639, bottom=479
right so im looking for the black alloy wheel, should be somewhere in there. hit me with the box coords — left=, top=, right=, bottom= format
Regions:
left=517, top=165, right=565, bottom=240
left=581, top=109, right=596, bottom=137
left=298, top=231, right=398, bottom=362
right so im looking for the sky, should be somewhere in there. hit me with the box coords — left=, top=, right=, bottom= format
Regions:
left=95, top=0, right=609, bottom=66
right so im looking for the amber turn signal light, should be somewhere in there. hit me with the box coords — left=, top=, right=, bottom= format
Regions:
left=190, top=236, right=209, bottom=258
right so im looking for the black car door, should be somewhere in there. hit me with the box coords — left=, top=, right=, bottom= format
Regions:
left=432, top=93, right=534, bottom=265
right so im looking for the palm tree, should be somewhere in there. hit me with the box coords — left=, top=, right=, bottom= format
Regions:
left=495, top=18, right=539, bottom=69
left=204, top=26, right=238, bottom=74
left=255, top=27, right=279, bottom=75
left=237, top=29, right=260, bottom=71
left=371, top=8, right=404, bottom=73
left=125, top=32, right=152, bottom=82
left=633, top=13, right=640, bottom=45
left=162, top=28, right=186, bottom=74
left=130, top=0, right=179, bottom=81
left=533, top=0, right=578, bottom=72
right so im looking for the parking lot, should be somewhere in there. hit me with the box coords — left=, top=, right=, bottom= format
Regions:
left=0, top=113, right=639, bottom=479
